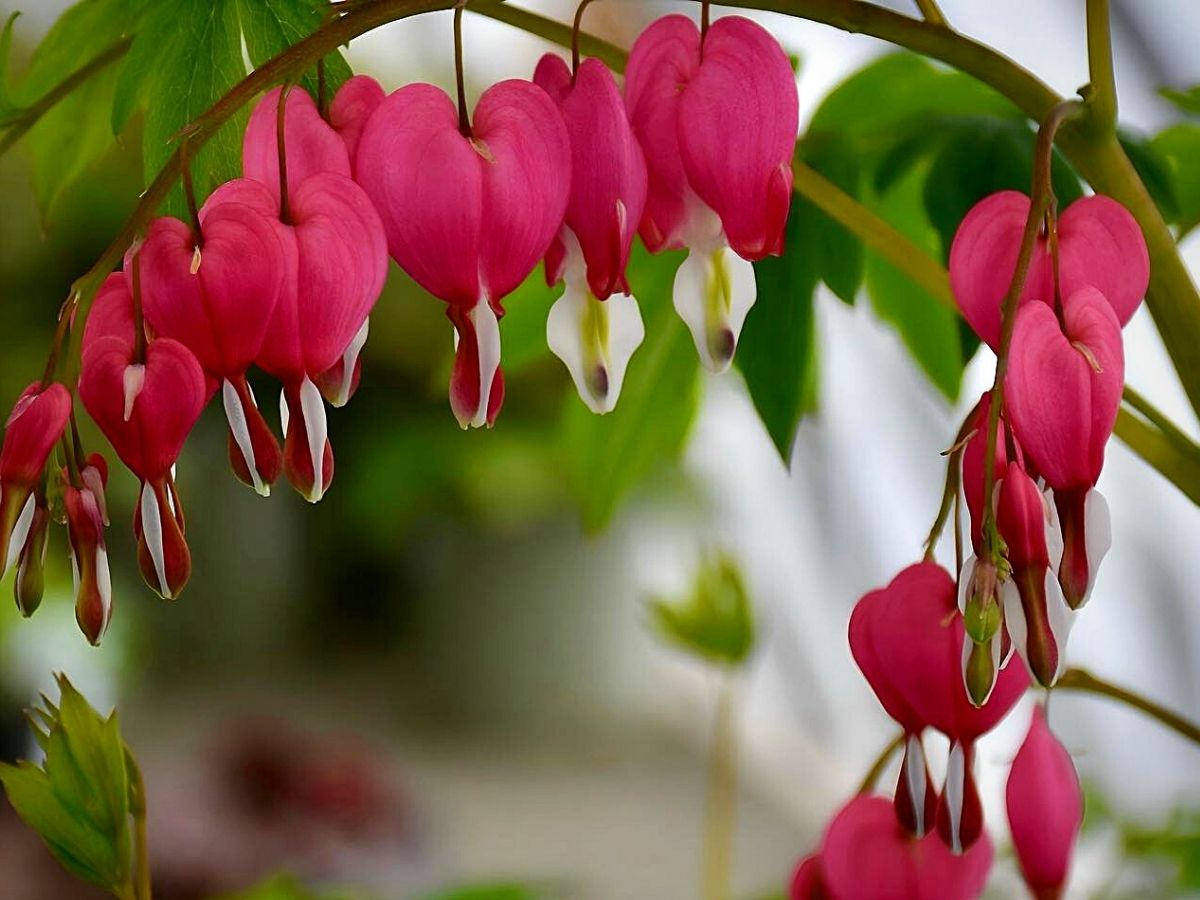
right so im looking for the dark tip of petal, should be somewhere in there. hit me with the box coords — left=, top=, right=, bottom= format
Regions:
left=588, top=364, right=610, bottom=401
left=711, top=328, right=736, bottom=366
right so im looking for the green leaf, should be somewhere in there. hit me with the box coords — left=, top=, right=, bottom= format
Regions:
left=736, top=196, right=819, bottom=463
left=800, top=134, right=863, bottom=304
left=561, top=246, right=700, bottom=531
left=1152, top=123, right=1200, bottom=236
left=649, top=553, right=755, bottom=666
left=865, top=163, right=964, bottom=399
left=1159, top=84, right=1200, bottom=117
left=0, top=676, right=138, bottom=894
left=809, top=52, right=1016, bottom=140
left=418, top=886, right=552, bottom=900
left=13, top=0, right=141, bottom=103
left=115, top=0, right=247, bottom=216
left=236, top=0, right=353, bottom=105
left=0, top=12, right=19, bottom=115
left=1120, top=129, right=1181, bottom=224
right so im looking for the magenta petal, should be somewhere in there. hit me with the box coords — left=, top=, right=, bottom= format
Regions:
left=1006, top=707, right=1082, bottom=898
left=138, top=201, right=285, bottom=379
left=1058, top=194, right=1149, bottom=326
left=475, top=79, right=571, bottom=304
left=79, top=336, right=207, bottom=481
left=536, top=55, right=647, bottom=300
left=1004, top=287, right=1124, bottom=491
left=625, top=14, right=701, bottom=253
left=0, top=383, right=72, bottom=486
left=849, top=584, right=925, bottom=733
left=677, top=16, right=797, bottom=261
left=356, top=83, right=484, bottom=305
left=243, top=86, right=351, bottom=205
left=331, top=74, right=385, bottom=174
left=82, top=273, right=137, bottom=356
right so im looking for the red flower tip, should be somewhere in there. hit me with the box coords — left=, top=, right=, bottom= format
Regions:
left=63, top=467, right=112, bottom=646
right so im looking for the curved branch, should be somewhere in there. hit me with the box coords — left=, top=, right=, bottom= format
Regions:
left=857, top=732, right=904, bottom=794
left=0, top=36, right=132, bottom=159
left=1058, top=667, right=1200, bottom=747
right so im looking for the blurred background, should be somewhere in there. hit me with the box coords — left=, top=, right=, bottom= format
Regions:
left=1, top=0, right=1199, bottom=897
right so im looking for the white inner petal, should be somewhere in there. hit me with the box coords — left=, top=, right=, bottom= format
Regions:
left=1082, top=488, right=1112, bottom=607
left=123, top=364, right=146, bottom=422
left=96, top=544, right=113, bottom=635
left=547, top=284, right=645, bottom=416
left=945, top=741, right=966, bottom=855
left=957, top=556, right=976, bottom=614
left=222, top=379, right=267, bottom=497
left=672, top=244, right=757, bottom=374
left=332, top=318, right=370, bottom=408
left=140, top=480, right=171, bottom=599
left=1001, top=577, right=1028, bottom=681
left=904, top=734, right=928, bottom=837
left=299, top=376, right=329, bottom=503
left=465, top=295, right=502, bottom=430
left=279, top=387, right=290, bottom=436
left=6, top=493, right=36, bottom=574
left=1044, top=568, right=1076, bottom=681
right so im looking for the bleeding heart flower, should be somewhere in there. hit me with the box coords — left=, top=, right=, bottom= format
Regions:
left=1005, top=286, right=1122, bottom=607
left=535, top=54, right=648, bottom=414
left=356, top=78, right=570, bottom=427
left=245, top=84, right=381, bottom=408
left=12, top=490, right=49, bottom=618
left=626, top=14, right=797, bottom=371
left=62, top=460, right=112, bottom=645
left=229, top=96, right=388, bottom=500
left=1006, top=706, right=1083, bottom=900
left=950, top=191, right=1148, bottom=349
left=137, top=192, right=287, bottom=497
left=80, top=310, right=206, bottom=600
left=813, top=795, right=994, bottom=899
left=852, top=563, right=1028, bottom=851
left=997, top=462, right=1074, bottom=687
left=789, top=856, right=826, bottom=899
left=0, top=381, right=71, bottom=580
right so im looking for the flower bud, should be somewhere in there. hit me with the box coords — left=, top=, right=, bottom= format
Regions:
left=893, top=733, right=937, bottom=838
left=13, top=494, right=49, bottom=617
left=63, top=465, right=112, bottom=646
left=1006, top=707, right=1083, bottom=899
left=1052, top=486, right=1111, bottom=610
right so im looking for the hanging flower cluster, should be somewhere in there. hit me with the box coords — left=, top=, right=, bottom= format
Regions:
left=951, top=190, right=1148, bottom=691
left=791, top=564, right=1084, bottom=900
left=0, top=9, right=797, bottom=644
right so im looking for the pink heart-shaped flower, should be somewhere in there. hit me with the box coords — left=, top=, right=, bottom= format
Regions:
left=949, top=191, right=1148, bottom=349
left=243, top=86, right=352, bottom=207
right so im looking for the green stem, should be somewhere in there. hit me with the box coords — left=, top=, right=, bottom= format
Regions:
left=571, top=0, right=598, bottom=73
left=1085, top=0, right=1117, bottom=133
left=1113, top=407, right=1200, bottom=505
left=1122, top=385, right=1200, bottom=459
left=701, top=679, right=737, bottom=900
left=857, top=732, right=904, bottom=795
left=913, top=0, right=946, bottom=27
left=0, top=36, right=132, bottom=159
left=1057, top=667, right=1200, bottom=747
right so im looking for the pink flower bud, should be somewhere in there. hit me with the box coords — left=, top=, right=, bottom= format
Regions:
left=950, top=191, right=1147, bottom=349
left=356, top=79, right=570, bottom=427
left=0, top=382, right=71, bottom=579
left=1006, top=707, right=1082, bottom=900
left=63, top=464, right=112, bottom=645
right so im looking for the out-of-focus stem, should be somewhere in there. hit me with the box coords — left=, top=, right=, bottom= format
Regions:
left=1058, top=668, right=1200, bottom=747
left=702, top=679, right=737, bottom=900
left=857, top=732, right=904, bottom=795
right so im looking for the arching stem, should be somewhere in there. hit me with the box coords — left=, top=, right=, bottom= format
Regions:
left=1057, top=668, right=1200, bottom=747
left=857, top=732, right=904, bottom=794
left=454, top=3, right=471, bottom=136
left=276, top=83, right=293, bottom=224
left=701, top=0, right=711, bottom=40
left=180, top=138, right=202, bottom=242
left=130, top=249, right=147, bottom=365
left=571, top=0, right=597, bottom=74
left=317, top=56, right=329, bottom=119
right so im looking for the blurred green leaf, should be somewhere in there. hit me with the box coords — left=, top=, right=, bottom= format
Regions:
left=650, top=553, right=755, bottom=666
left=0, top=674, right=134, bottom=894
left=1159, top=84, right=1200, bottom=117
left=809, top=52, right=1016, bottom=139
left=499, top=269, right=558, bottom=374
left=115, top=0, right=247, bottom=216
left=801, top=134, right=863, bottom=304
left=13, top=0, right=141, bottom=102
left=737, top=193, right=819, bottom=464
left=0, top=11, right=18, bottom=116
left=235, top=0, right=352, bottom=105
left=1152, top=123, right=1200, bottom=236
left=865, top=163, right=964, bottom=399
left=214, top=872, right=375, bottom=900
left=417, top=885, right=556, bottom=900
left=1120, top=130, right=1180, bottom=224
left=561, top=246, right=700, bottom=532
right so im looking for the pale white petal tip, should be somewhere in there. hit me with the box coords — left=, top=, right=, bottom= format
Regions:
left=903, top=734, right=928, bottom=837
left=944, top=742, right=966, bottom=855
left=547, top=285, right=645, bottom=416
left=331, top=318, right=370, bottom=408
left=223, top=379, right=267, bottom=497
left=672, top=244, right=757, bottom=373
left=299, top=376, right=328, bottom=504
left=140, top=481, right=171, bottom=600
left=6, top=493, right=36, bottom=574
left=122, top=364, right=146, bottom=422
left=1080, top=488, right=1112, bottom=608
left=458, top=296, right=502, bottom=430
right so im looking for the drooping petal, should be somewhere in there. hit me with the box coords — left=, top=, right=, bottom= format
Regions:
left=535, top=55, right=648, bottom=300
left=677, top=15, right=797, bottom=261
left=12, top=493, right=49, bottom=617
left=79, top=336, right=207, bottom=482
left=1052, top=486, right=1112, bottom=610
left=961, top=394, right=1015, bottom=554
left=448, top=298, right=505, bottom=429
left=133, top=475, right=190, bottom=600
left=64, top=474, right=111, bottom=645
left=474, top=79, right=572, bottom=304
left=1006, top=707, right=1083, bottom=900
left=314, top=318, right=369, bottom=408
left=1057, top=194, right=1149, bottom=327
left=625, top=14, right=701, bottom=254
left=330, top=74, right=385, bottom=173
left=1004, top=287, right=1124, bottom=492
left=222, top=375, right=282, bottom=496
left=82, top=272, right=138, bottom=356
left=936, top=740, right=985, bottom=853
left=243, top=86, right=351, bottom=205
left=138, top=200, right=286, bottom=379
left=0, top=382, right=72, bottom=486
left=281, top=377, right=334, bottom=503
left=893, top=733, right=937, bottom=838
left=673, top=241, right=756, bottom=373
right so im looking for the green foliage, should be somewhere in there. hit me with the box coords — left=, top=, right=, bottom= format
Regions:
left=0, top=675, right=135, bottom=894
left=1159, top=84, right=1200, bottom=117
left=737, top=183, right=820, bottom=463
left=649, top=553, right=755, bottom=667
left=1152, top=123, right=1200, bottom=237
left=1082, top=783, right=1200, bottom=894
left=561, top=246, right=700, bottom=532
left=236, top=0, right=352, bottom=103
left=214, top=873, right=374, bottom=900
left=0, top=11, right=19, bottom=117
left=1119, top=130, right=1180, bottom=225
left=417, top=885, right=556, bottom=900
